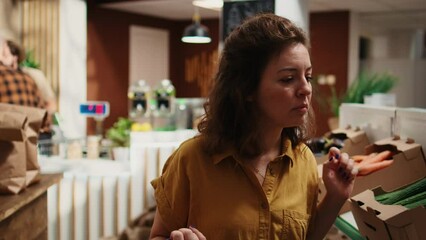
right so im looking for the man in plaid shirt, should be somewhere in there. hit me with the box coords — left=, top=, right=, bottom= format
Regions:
left=0, top=36, right=45, bottom=109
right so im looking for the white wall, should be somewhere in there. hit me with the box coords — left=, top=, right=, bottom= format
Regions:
left=59, top=0, right=87, bottom=139
left=361, top=29, right=426, bottom=108
left=361, top=59, right=425, bottom=107
left=275, top=0, right=309, bottom=33
left=356, top=12, right=426, bottom=108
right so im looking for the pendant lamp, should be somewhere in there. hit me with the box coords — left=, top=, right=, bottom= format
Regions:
left=181, top=7, right=212, bottom=44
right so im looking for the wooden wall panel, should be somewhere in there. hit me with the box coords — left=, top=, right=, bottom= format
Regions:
left=310, top=11, right=350, bottom=136
left=169, top=19, right=219, bottom=98
left=21, top=0, right=60, bottom=101
left=87, top=2, right=220, bottom=134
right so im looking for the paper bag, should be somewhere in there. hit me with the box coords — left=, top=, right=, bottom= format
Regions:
left=0, top=103, right=48, bottom=187
left=0, top=111, right=28, bottom=194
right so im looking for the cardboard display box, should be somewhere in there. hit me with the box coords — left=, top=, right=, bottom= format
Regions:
left=350, top=184, right=426, bottom=240
left=316, top=126, right=370, bottom=165
left=318, top=136, right=426, bottom=214
left=354, top=136, right=426, bottom=195
left=316, top=127, right=370, bottom=213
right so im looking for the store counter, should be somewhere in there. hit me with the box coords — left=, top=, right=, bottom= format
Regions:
left=40, top=157, right=131, bottom=240
left=129, top=130, right=197, bottom=217
left=0, top=174, right=62, bottom=240
left=38, top=129, right=197, bottom=240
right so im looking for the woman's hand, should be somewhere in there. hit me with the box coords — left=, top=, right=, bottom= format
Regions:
left=168, top=226, right=206, bottom=240
left=322, top=147, right=356, bottom=202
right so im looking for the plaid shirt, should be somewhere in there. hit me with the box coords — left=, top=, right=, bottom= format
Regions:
left=0, top=62, right=45, bottom=108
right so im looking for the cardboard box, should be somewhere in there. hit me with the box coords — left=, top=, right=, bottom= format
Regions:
left=316, top=127, right=370, bottom=213
left=350, top=184, right=426, bottom=240
left=354, top=137, right=426, bottom=194
left=316, top=127, right=370, bottom=164
left=318, top=136, right=426, bottom=214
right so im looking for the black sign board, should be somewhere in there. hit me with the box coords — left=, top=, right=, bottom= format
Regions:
left=222, top=0, right=275, bottom=41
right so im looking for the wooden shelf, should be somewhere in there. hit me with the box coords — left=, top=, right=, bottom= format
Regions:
left=0, top=173, right=62, bottom=239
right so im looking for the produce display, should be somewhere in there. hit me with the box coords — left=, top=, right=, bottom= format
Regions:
left=374, top=177, right=426, bottom=209
left=351, top=151, right=394, bottom=176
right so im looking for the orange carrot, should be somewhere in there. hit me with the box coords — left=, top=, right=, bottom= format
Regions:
left=365, top=151, right=393, bottom=164
left=351, top=150, right=394, bottom=176
left=357, top=159, right=394, bottom=176
left=351, top=151, right=392, bottom=163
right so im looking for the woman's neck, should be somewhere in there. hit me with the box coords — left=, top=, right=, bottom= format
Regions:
left=246, top=128, right=282, bottom=184
left=259, top=127, right=283, bottom=157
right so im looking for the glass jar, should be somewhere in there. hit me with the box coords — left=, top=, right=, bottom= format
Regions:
left=128, top=80, right=151, bottom=121
left=154, top=79, right=176, bottom=114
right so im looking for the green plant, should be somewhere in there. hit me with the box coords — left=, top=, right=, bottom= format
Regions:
left=20, top=50, right=40, bottom=69
left=106, top=117, right=133, bottom=147
left=328, top=71, right=398, bottom=117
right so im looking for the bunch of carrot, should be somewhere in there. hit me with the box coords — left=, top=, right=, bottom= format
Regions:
left=351, top=150, right=394, bottom=176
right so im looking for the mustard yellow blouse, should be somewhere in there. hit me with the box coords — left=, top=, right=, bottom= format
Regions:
left=152, top=136, right=319, bottom=240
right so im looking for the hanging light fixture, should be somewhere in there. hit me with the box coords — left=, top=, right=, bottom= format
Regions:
left=192, top=0, right=223, bottom=11
left=181, top=6, right=212, bottom=44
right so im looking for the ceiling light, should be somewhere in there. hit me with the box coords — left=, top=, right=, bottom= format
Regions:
left=192, top=0, right=223, bottom=11
left=181, top=7, right=212, bottom=44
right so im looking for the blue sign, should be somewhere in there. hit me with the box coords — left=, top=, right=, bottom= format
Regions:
left=79, top=102, right=110, bottom=118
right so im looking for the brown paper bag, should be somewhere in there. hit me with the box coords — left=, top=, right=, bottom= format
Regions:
left=0, top=111, right=28, bottom=194
left=0, top=103, right=48, bottom=187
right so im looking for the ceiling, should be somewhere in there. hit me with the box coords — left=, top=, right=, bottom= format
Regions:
left=102, top=0, right=426, bottom=22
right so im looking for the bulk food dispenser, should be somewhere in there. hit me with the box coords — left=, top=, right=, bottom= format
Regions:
left=152, top=79, right=176, bottom=130
left=128, top=79, right=151, bottom=122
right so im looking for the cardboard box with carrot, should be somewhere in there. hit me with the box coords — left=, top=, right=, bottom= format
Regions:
left=318, top=135, right=425, bottom=214
left=349, top=136, right=426, bottom=239
left=353, top=136, right=426, bottom=196
left=316, top=126, right=371, bottom=213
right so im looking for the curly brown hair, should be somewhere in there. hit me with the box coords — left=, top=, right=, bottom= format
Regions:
left=198, top=13, right=316, bottom=158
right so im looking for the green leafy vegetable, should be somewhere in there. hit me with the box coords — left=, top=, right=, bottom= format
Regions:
left=106, top=117, right=133, bottom=147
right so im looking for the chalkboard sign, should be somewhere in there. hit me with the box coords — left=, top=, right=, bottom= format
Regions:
left=222, top=0, right=275, bottom=41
